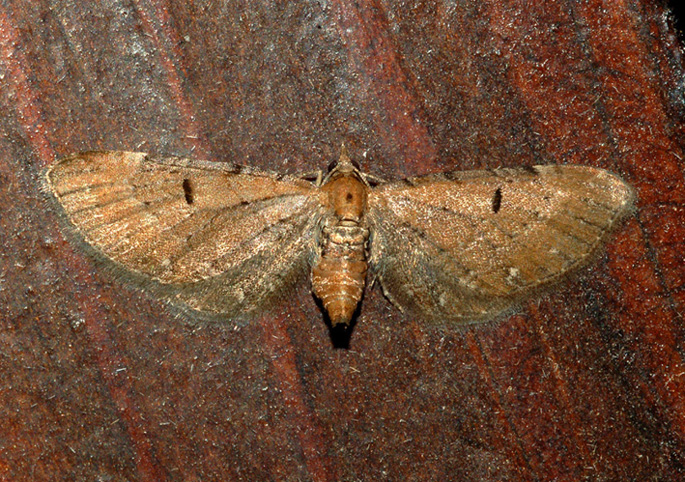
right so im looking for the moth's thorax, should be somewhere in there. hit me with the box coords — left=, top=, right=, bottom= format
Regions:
left=320, top=172, right=368, bottom=222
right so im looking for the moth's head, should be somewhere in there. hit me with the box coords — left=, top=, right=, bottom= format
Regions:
left=323, top=144, right=365, bottom=184
left=329, top=144, right=360, bottom=172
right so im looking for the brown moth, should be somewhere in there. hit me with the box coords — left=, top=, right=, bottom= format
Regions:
left=44, top=147, right=634, bottom=327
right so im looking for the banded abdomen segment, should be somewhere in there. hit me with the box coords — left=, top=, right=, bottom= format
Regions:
left=311, top=222, right=369, bottom=326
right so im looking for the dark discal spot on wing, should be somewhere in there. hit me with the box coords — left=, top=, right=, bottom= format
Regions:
left=182, top=178, right=194, bottom=205
left=492, top=187, right=502, bottom=213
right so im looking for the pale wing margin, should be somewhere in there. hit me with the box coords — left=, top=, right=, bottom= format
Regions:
left=367, top=165, right=635, bottom=324
left=45, top=151, right=323, bottom=317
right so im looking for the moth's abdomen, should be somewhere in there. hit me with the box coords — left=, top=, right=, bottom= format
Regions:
left=311, top=224, right=369, bottom=326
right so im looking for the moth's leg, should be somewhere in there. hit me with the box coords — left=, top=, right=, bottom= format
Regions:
left=298, top=170, right=325, bottom=186
left=363, top=173, right=386, bottom=186
left=368, top=274, right=378, bottom=290
left=374, top=274, right=405, bottom=313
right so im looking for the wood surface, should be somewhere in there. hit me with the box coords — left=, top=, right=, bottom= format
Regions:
left=0, top=0, right=683, bottom=480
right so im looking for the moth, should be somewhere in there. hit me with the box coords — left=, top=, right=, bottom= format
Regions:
left=44, top=147, right=634, bottom=327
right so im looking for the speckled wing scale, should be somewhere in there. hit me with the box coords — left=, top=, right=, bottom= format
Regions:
left=45, top=148, right=635, bottom=327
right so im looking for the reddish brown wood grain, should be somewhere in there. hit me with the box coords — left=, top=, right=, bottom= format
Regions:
left=0, top=0, right=683, bottom=480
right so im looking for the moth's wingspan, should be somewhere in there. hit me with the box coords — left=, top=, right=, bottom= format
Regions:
left=367, top=165, right=635, bottom=324
left=46, top=151, right=322, bottom=316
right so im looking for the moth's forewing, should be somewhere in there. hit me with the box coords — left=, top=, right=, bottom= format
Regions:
left=45, top=151, right=323, bottom=316
left=367, top=165, right=635, bottom=323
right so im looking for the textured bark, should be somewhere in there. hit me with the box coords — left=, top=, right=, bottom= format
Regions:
left=0, top=1, right=683, bottom=480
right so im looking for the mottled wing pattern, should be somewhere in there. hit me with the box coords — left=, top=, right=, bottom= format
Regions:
left=367, top=165, right=635, bottom=323
left=45, top=151, right=322, bottom=316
